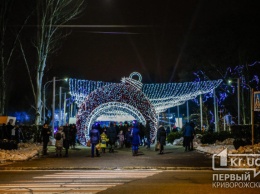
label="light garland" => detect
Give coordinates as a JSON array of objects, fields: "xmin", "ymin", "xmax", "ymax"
[
  {"xmin": 69, "ymin": 72, "xmax": 222, "ymax": 145},
  {"xmin": 75, "ymin": 78, "xmax": 158, "ymax": 145}
]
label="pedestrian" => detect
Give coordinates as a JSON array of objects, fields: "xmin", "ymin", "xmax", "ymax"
[
  {"xmin": 55, "ymin": 126, "xmax": 65, "ymax": 157},
  {"xmin": 6, "ymin": 122, "xmax": 14, "ymax": 140},
  {"xmin": 131, "ymin": 120, "xmax": 140, "ymax": 156},
  {"xmin": 100, "ymin": 130, "xmax": 108, "ymax": 153},
  {"xmin": 107, "ymin": 122, "xmax": 117, "ymax": 153},
  {"xmin": 89, "ymin": 123, "xmax": 100, "ymax": 157},
  {"xmin": 145, "ymin": 121, "xmax": 151, "ymax": 149},
  {"xmin": 41, "ymin": 123, "xmax": 51, "ymax": 155},
  {"xmin": 63, "ymin": 124, "xmax": 70, "ymax": 157},
  {"xmin": 157, "ymin": 125, "xmax": 166, "ymax": 154},
  {"xmin": 10, "ymin": 125, "xmax": 16, "ymax": 140},
  {"xmin": 14, "ymin": 125, "xmax": 21, "ymax": 143},
  {"xmin": 183, "ymin": 122, "xmax": 195, "ymax": 151},
  {"xmin": 125, "ymin": 127, "xmax": 132, "ymax": 148},
  {"xmin": 117, "ymin": 130, "xmax": 124, "ymax": 148},
  {"xmin": 166, "ymin": 126, "xmax": 170, "ymax": 137},
  {"xmin": 189, "ymin": 122, "xmax": 195, "ymax": 151},
  {"xmin": 139, "ymin": 123, "xmax": 145, "ymax": 146},
  {"xmin": 1, "ymin": 124, "xmax": 7, "ymax": 139},
  {"xmin": 69, "ymin": 124, "xmax": 77, "ymax": 148}
]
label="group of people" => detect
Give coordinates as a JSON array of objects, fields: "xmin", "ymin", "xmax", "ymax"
[
  {"xmin": 0, "ymin": 122, "xmax": 24, "ymax": 142},
  {"xmin": 156, "ymin": 122, "xmax": 195, "ymax": 154},
  {"xmin": 40, "ymin": 120, "xmax": 195, "ymax": 158},
  {"xmin": 41, "ymin": 123, "xmax": 77, "ymax": 157},
  {"xmin": 88, "ymin": 120, "xmax": 143, "ymax": 157}
]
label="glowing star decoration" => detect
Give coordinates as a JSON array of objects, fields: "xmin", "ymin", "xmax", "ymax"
[{"xmin": 69, "ymin": 72, "xmax": 222, "ymax": 145}]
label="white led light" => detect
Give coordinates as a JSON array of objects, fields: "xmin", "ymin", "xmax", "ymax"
[{"xmin": 69, "ymin": 72, "xmax": 222, "ymax": 145}]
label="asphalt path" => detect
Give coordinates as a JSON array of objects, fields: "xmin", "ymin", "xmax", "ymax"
[
  {"xmin": 0, "ymin": 145, "xmax": 213, "ymax": 170},
  {"xmin": 0, "ymin": 145, "xmax": 260, "ymax": 193},
  {"xmin": 0, "ymin": 170, "xmax": 259, "ymax": 194}
]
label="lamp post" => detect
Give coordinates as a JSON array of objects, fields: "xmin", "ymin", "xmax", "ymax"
[
  {"xmin": 237, "ymin": 78, "xmax": 240, "ymax": 125},
  {"xmin": 43, "ymin": 80, "xmax": 55, "ymax": 124},
  {"xmin": 42, "ymin": 77, "xmax": 67, "ymax": 135},
  {"xmin": 63, "ymin": 92, "xmax": 67, "ymax": 125},
  {"xmin": 59, "ymin": 86, "xmax": 62, "ymax": 127},
  {"xmin": 213, "ymin": 89, "xmax": 218, "ymax": 132},
  {"xmin": 186, "ymin": 100, "xmax": 189, "ymax": 123},
  {"xmin": 243, "ymin": 83, "xmax": 253, "ymax": 125},
  {"xmin": 59, "ymin": 87, "xmax": 69, "ymax": 126},
  {"xmin": 200, "ymin": 94, "xmax": 203, "ymax": 131},
  {"xmin": 52, "ymin": 77, "xmax": 56, "ymax": 136},
  {"xmin": 228, "ymin": 78, "xmax": 240, "ymax": 125},
  {"xmin": 240, "ymin": 83, "xmax": 254, "ymax": 145}
]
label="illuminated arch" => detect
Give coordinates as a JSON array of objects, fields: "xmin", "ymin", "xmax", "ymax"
[
  {"xmin": 86, "ymin": 102, "xmax": 146, "ymax": 134},
  {"xmin": 70, "ymin": 72, "xmax": 223, "ymax": 145},
  {"xmin": 76, "ymin": 82, "xmax": 157, "ymax": 145}
]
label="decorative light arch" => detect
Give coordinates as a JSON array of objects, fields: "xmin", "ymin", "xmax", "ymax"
[
  {"xmin": 85, "ymin": 102, "xmax": 146, "ymax": 134},
  {"xmin": 76, "ymin": 79, "xmax": 157, "ymax": 145},
  {"xmin": 70, "ymin": 72, "xmax": 222, "ymax": 145}
]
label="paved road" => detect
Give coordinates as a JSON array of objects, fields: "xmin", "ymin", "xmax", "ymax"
[
  {"xmin": 0, "ymin": 170, "xmax": 259, "ymax": 194},
  {"xmin": 1, "ymin": 145, "xmax": 260, "ymax": 193},
  {"xmin": 0, "ymin": 170, "xmax": 162, "ymax": 193},
  {"xmin": 0, "ymin": 145, "xmax": 213, "ymax": 170}
]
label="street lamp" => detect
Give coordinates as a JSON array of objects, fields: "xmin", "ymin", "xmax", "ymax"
[
  {"xmin": 59, "ymin": 87, "xmax": 70, "ymax": 126},
  {"xmin": 42, "ymin": 77, "xmax": 67, "ymax": 135},
  {"xmin": 242, "ymin": 83, "xmax": 253, "ymax": 125},
  {"xmin": 228, "ymin": 78, "xmax": 240, "ymax": 125}
]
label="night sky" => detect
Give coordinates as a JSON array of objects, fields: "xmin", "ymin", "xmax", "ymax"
[
  {"xmin": 6, "ymin": 0, "xmax": 260, "ymax": 113},
  {"xmin": 49, "ymin": 0, "xmax": 260, "ymax": 83}
]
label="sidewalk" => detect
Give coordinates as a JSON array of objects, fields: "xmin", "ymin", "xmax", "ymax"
[{"xmin": 0, "ymin": 145, "xmax": 213, "ymax": 170}]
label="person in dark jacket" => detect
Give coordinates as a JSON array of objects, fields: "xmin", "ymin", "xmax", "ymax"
[
  {"xmin": 6, "ymin": 122, "xmax": 14, "ymax": 140},
  {"xmin": 63, "ymin": 123, "xmax": 70, "ymax": 157},
  {"xmin": 157, "ymin": 125, "xmax": 166, "ymax": 154},
  {"xmin": 69, "ymin": 124, "xmax": 77, "ymax": 148},
  {"xmin": 131, "ymin": 120, "xmax": 140, "ymax": 156},
  {"xmin": 183, "ymin": 122, "xmax": 195, "ymax": 151},
  {"xmin": 145, "ymin": 121, "xmax": 151, "ymax": 149},
  {"xmin": 1, "ymin": 124, "xmax": 7, "ymax": 139},
  {"xmin": 125, "ymin": 127, "xmax": 132, "ymax": 148},
  {"xmin": 89, "ymin": 123, "xmax": 100, "ymax": 157},
  {"xmin": 41, "ymin": 123, "xmax": 51, "ymax": 155},
  {"xmin": 107, "ymin": 122, "xmax": 117, "ymax": 153}
]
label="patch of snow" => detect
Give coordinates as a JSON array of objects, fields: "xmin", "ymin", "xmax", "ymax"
[{"xmin": 0, "ymin": 143, "xmax": 42, "ymax": 162}]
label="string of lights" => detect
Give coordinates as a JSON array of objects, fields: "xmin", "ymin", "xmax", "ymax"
[
  {"xmin": 69, "ymin": 72, "xmax": 222, "ymax": 145},
  {"xmin": 75, "ymin": 77, "xmax": 158, "ymax": 145}
]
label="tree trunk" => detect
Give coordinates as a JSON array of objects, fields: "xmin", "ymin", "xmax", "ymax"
[
  {"xmin": 0, "ymin": 67, "xmax": 5, "ymax": 115},
  {"xmin": 34, "ymin": 72, "xmax": 42, "ymax": 125}
]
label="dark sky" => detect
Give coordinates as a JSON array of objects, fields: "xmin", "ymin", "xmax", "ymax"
[
  {"xmin": 49, "ymin": 0, "xmax": 260, "ymax": 83},
  {"xmin": 51, "ymin": 0, "xmax": 201, "ymax": 82},
  {"xmin": 7, "ymin": 0, "xmax": 260, "ymax": 112}
]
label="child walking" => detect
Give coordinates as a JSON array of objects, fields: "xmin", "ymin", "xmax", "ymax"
[
  {"xmin": 100, "ymin": 131, "xmax": 108, "ymax": 153},
  {"xmin": 55, "ymin": 126, "xmax": 65, "ymax": 157},
  {"xmin": 117, "ymin": 130, "xmax": 125, "ymax": 148}
]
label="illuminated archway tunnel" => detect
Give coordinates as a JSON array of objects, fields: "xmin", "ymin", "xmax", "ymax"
[
  {"xmin": 86, "ymin": 102, "xmax": 146, "ymax": 133},
  {"xmin": 76, "ymin": 80, "xmax": 157, "ymax": 145},
  {"xmin": 71, "ymin": 72, "xmax": 222, "ymax": 145}
]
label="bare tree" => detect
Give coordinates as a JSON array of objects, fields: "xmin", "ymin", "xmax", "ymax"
[
  {"xmin": 0, "ymin": 0, "xmax": 29, "ymax": 115},
  {"xmin": 20, "ymin": 0, "xmax": 85, "ymax": 125},
  {"xmin": 0, "ymin": 0, "xmax": 12, "ymax": 115}
]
